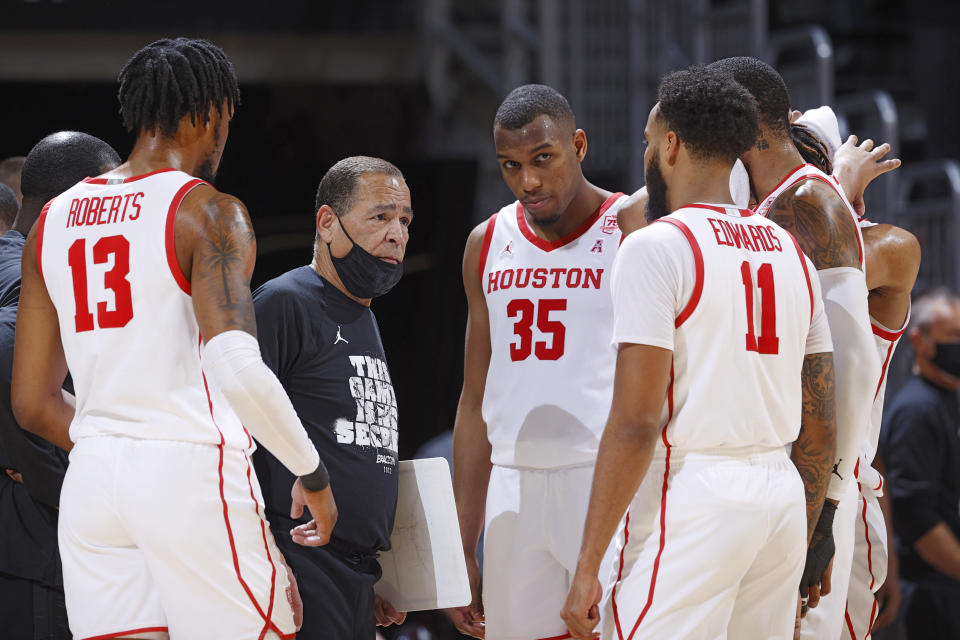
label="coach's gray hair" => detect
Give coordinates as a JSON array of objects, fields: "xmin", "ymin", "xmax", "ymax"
[
  {"xmin": 911, "ymin": 286, "xmax": 960, "ymax": 333},
  {"xmin": 314, "ymin": 156, "xmax": 404, "ymax": 218}
]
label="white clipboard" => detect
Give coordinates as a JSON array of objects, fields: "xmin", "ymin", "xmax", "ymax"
[{"xmin": 375, "ymin": 458, "xmax": 471, "ymax": 611}]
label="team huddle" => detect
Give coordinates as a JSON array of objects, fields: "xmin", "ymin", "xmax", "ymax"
[{"xmin": 4, "ymin": 36, "xmax": 918, "ymax": 640}]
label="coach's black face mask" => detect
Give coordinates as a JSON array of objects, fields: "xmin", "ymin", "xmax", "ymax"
[
  {"xmin": 328, "ymin": 216, "xmax": 403, "ymax": 299},
  {"xmin": 932, "ymin": 340, "xmax": 960, "ymax": 378}
]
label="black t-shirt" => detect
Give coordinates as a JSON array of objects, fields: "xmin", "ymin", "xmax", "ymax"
[
  {"xmin": 0, "ymin": 230, "xmax": 24, "ymax": 307},
  {"xmin": 881, "ymin": 375, "xmax": 960, "ymax": 588},
  {"xmin": 252, "ymin": 266, "xmax": 398, "ymax": 555}
]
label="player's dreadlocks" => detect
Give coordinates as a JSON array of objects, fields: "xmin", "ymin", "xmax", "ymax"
[
  {"xmin": 118, "ymin": 38, "xmax": 240, "ymax": 138},
  {"xmin": 791, "ymin": 123, "xmax": 833, "ymax": 175}
]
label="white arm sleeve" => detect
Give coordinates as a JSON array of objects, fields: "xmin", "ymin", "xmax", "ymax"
[
  {"xmin": 817, "ymin": 267, "xmax": 879, "ymax": 501},
  {"xmin": 202, "ymin": 330, "xmax": 321, "ymax": 477},
  {"xmin": 804, "ymin": 259, "xmax": 834, "ymax": 355}
]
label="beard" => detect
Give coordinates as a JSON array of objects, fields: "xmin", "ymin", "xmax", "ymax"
[
  {"xmin": 196, "ymin": 156, "xmax": 218, "ymax": 184},
  {"xmin": 644, "ymin": 154, "xmax": 671, "ymax": 222}
]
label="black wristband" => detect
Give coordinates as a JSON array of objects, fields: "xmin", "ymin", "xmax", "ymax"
[
  {"xmin": 816, "ymin": 500, "xmax": 838, "ymax": 532},
  {"xmin": 300, "ymin": 459, "xmax": 330, "ymax": 491}
]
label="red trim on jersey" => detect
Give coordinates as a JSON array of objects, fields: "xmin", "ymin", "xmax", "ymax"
[
  {"xmin": 165, "ymin": 178, "xmax": 206, "ymax": 295},
  {"xmin": 198, "ymin": 349, "xmax": 286, "ymax": 639},
  {"xmin": 537, "ymin": 633, "xmax": 572, "ymax": 640},
  {"xmin": 861, "ymin": 494, "xmax": 877, "ymax": 590},
  {"xmin": 611, "ymin": 508, "xmax": 630, "ymax": 640},
  {"xmin": 754, "ymin": 164, "xmax": 810, "ymax": 208},
  {"xmin": 516, "ymin": 192, "xmax": 624, "ymax": 252},
  {"xmin": 477, "ymin": 213, "xmax": 499, "ymax": 282},
  {"xmin": 787, "ymin": 232, "xmax": 814, "ymax": 323},
  {"xmin": 82, "ymin": 627, "xmax": 169, "ymax": 640},
  {"xmin": 35, "ymin": 199, "xmax": 53, "ymax": 283},
  {"xmin": 654, "ymin": 218, "xmax": 703, "ymax": 327},
  {"xmin": 83, "ymin": 167, "xmax": 178, "ymax": 184},
  {"xmin": 874, "ymin": 339, "xmax": 897, "ymax": 401},
  {"xmin": 614, "ymin": 363, "xmax": 674, "ymax": 640},
  {"xmin": 872, "ymin": 321, "xmax": 906, "ymax": 342},
  {"xmin": 243, "ymin": 453, "xmax": 278, "ymax": 640},
  {"xmin": 843, "ymin": 606, "xmax": 858, "ymax": 640}
]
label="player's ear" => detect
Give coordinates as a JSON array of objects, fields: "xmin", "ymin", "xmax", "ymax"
[
  {"xmin": 572, "ymin": 128, "xmax": 588, "ymax": 162},
  {"xmin": 664, "ymin": 131, "xmax": 680, "ymax": 167},
  {"xmin": 316, "ymin": 205, "xmax": 338, "ymax": 244}
]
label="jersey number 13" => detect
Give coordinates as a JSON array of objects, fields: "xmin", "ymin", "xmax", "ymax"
[{"xmin": 68, "ymin": 235, "xmax": 134, "ymax": 332}]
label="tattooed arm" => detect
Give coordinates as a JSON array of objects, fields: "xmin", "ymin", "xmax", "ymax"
[
  {"xmin": 792, "ymin": 352, "xmax": 837, "ymax": 543},
  {"xmin": 769, "ymin": 180, "xmax": 877, "ymax": 502},
  {"xmin": 175, "ymin": 186, "xmax": 258, "ymax": 341},
  {"xmin": 765, "ymin": 180, "xmax": 861, "ymax": 271}
]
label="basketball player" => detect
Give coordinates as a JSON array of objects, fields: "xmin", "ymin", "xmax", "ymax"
[
  {"xmin": 789, "ymin": 110, "xmax": 920, "ymax": 638},
  {"xmin": 11, "ymin": 38, "xmax": 336, "ymax": 640},
  {"xmin": 562, "ymin": 65, "xmax": 836, "ymax": 640},
  {"xmin": 450, "ymin": 84, "xmax": 641, "ymax": 639},
  {"xmin": 708, "ymin": 56, "xmax": 881, "ymax": 617}
]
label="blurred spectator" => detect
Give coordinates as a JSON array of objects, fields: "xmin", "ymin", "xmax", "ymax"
[
  {"xmin": 0, "ymin": 156, "xmax": 24, "ymax": 204},
  {"xmin": 0, "ymin": 183, "xmax": 18, "ymax": 236},
  {"xmin": 881, "ymin": 287, "xmax": 960, "ymax": 639}
]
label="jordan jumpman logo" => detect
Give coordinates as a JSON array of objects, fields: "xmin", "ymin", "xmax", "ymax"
[{"xmin": 334, "ymin": 325, "xmax": 349, "ymax": 345}]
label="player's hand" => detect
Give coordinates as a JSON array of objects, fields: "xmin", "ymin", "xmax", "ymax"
[
  {"xmin": 289, "ymin": 478, "xmax": 337, "ymax": 546},
  {"xmin": 446, "ymin": 553, "xmax": 485, "ymax": 638},
  {"xmin": 873, "ymin": 573, "xmax": 902, "ymax": 629},
  {"xmin": 5, "ymin": 469, "xmax": 23, "ymax": 484},
  {"xmin": 560, "ymin": 569, "xmax": 602, "ymax": 640},
  {"xmin": 374, "ymin": 595, "xmax": 406, "ymax": 627},
  {"xmin": 833, "ymin": 135, "xmax": 901, "ymax": 217},
  {"xmin": 277, "ymin": 553, "xmax": 303, "ymax": 630}
]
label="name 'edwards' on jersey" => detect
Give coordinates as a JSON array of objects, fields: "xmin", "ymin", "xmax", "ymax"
[{"xmin": 480, "ymin": 193, "xmax": 628, "ymax": 469}]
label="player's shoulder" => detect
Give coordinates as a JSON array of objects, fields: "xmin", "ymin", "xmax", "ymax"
[{"xmin": 863, "ymin": 223, "xmax": 920, "ymax": 262}]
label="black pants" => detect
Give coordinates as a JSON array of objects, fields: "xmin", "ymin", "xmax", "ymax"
[
  {"xmin": 0, "ymin": 572, "xmax": 71, "ymax": 640},
  {"xmin": 273, "ymin": 528, "xmax": 380, "ymax": 640},
  {"xmin": 902, "ymin": 580, "xmax": 960, "ymax": 640}
]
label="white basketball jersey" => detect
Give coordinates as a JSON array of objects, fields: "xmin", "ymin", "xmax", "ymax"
[
  {"xmin": 38, "ymin": 168, "xmax": 249, "ymax": 450},
  {"xmin": 855, "ymin": 217, "xmax": 909, "ymax": 493},
  {"xmin": 612, "ymin": 204, "xmax": 831, "ymax": 451},
  {"xmin": 754, "ymin": 163, "xmax": 865, "ymax": 270},
  {"xmin": 480, "ymin": 193, "xmax": 627, "ymax": 468}
]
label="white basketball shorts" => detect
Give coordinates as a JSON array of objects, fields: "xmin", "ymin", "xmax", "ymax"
[
  {"xmin": 483, "ymin": 463, "xmax": 617, "ymax": 640},
  {"xmin": 58, "ymin": 436, "xmax": 296, "ymax": 640},
  {"xmin": 603, "ymin": 446, "xmax": 806, "ymax": 640},
  {"xmin": 842, "ymin": 488, "xmax": 888, "ymax": 640}
]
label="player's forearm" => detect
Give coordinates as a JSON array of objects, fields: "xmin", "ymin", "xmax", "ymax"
[
  {"xmin": 793, "ymin": 352, "xmax": 837, "ymax": 544},
  {"xmin": 818, "ymin": 269, "xmax": 876, "ymax": 501},
  {"xmin": 12, "ymin": 386, "xmax": 75, "ymax": 452},
  {"xmin": 576, "ymin": 415, "xmax": 658, "ymax": 575},
  {"xmin": 452, "ymin": 398, "xmax": 492, "ymax": 559},
  {"xmin": 914, "ymin": 522, "xmax": 960, "ymax": 582},
  {"xmin": 202, "ymin": 330, "xmax": 321, "ymax": 477}
]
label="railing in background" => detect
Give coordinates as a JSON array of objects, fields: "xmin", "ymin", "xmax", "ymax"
[
  {"xmin": 835, "ymin": 90, "xmax": 900, "ymax": 223},
  {"xmin": 764, "ymin": 24, "xmax": 834, "ymax": 110}
]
